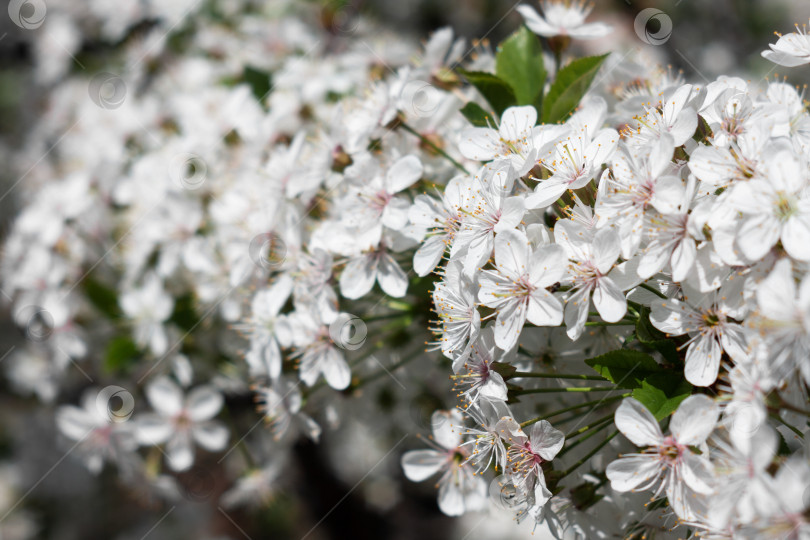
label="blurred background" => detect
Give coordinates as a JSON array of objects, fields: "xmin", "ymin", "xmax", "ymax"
[{"xmin": 0, "ymin": 1, "xmax": 806, "ymax": 539}]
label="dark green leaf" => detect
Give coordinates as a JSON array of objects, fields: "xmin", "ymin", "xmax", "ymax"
[
  {"xmin": 495, "ymin": 26, "xmax": 546, "ymax": 112},
  {"xmin": 491, "ymin": 361, "xmax": 517, "ymax": 379},
  {"xmin": 104, "ymin": 336, "xmax": 140, "ymax": 374},
  {"xmin": 457, "ymin": 69, "xmax": 517, "ymax": 116},
  {"xmin": 169, "ymin": 293, "xmax": 198, "ymax": 333},
  {"xmin": 83, "ymin": 277, "xmax": 122, "ymax": 320},
  {"xmin": 632, "ymin": 373, "xmax": 691, "ymax": 420},
  {"xmin": 460, "ymin": 102, "xmax": 494, "ymax": 127},
  {"xmin": 243, "ymin": 66, "xmax": 272, "ymax": 103},
  {"xmin": 636, "ymin": 306, "xmax": 680, "ymax": 364},
  {"xmin": 585, "ymin": 350, "xmax": 661, "ymax": 389},
  {"xmin": 542, "ymin": 54, "xmax": 609, "ymax": 123}
]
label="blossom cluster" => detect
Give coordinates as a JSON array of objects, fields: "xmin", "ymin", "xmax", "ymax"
[{"xmin": 4, "ymin": 0, "xmax": 810, "ymax": 538}]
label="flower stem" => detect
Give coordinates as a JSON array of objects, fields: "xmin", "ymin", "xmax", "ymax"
[
  {"xmin": 638, "ymin": 282, "xmax": 668, "ymax": 299},
  {"xmin": 557, "ymin": 416, "xmax": 614, "ymax": 457},
  {"xmin": 519, "ymin": 393, "xmax": 630, "ymax": 428},
  {"xmin": 560, "ymin": 430, "xmax": 620, "ymax": 478},
  {"xmin": 583, "ymin": 320, "xmax": 635, "ymax": 327},
  {"xmin": 514, "ymin": 387, "xmax": 616, "ymax": 395},
  {"xmin": 399, "ymin": 122, "xmax": 469, "ymax": 174},
  {"xmin": 512, "ymin": 371, "xmax": 608, "ymax": 381}
]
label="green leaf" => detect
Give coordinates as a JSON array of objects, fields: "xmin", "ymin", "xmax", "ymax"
[
  {"xmin": 104, "ymin": 336, "xmax": 140, "ymax": 374},
  {"xmin": 491, "ymin": 361, "xmax": 517, "ymax": 379},
  {"xmin": 243, "ymin": 66, "xmax": 272, "ymax": 103},
  {"xmin": 635, "ymin": 306, "xmax": 680, "ymax": 364},
  {"xmin": 457, "ymin": 69, "xmax": 517, "ymax": 116},
  {"xmin": 460, "ymin": 102, "xmax": 494, "ymax": 127},
  {"xmin": 169, "ymin": 293, "xmax": 198, "ymax": 333},
  {"xmin": 632, "ymin": 373, "xmax": 692, "ymax": 421},
  {"xmin": 542, "ymin": 54, "xmax": 609, "ymax": 124},
  {"xmin": 495, "ymin": 26, "xmax": 546, "ymax": 112},
  {"xmin": 83, "ymin": 277, "xmax": 122, "ymax": 320},
  {"xmin": 585, "ymin": 350, "xmax": 662, "ymax": 389}
]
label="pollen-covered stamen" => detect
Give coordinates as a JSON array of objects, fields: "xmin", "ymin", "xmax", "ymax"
[
  {"xmin": 774, "ymin": 191, "xmax": 799, "ymax": 221},
  {"xmin": 505, "ymin": 441, "xmax": 544, "ymax": 478}
]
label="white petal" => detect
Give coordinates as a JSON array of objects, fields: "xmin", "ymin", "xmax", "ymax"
[
  {"xmin": 499, "ymin": 106, "xmax": 536, "ymax": 142},
  {"xmin": 437, "ymin": 475, "xmax": 466, "ymax": 516},
  {"xmin": 606, "ymin": 455, "xmax": 662, "ymax": 492},
  {"xmin": 615, "ymin": 398, "xmax": 663, "ymax": 447},
  {"xmin": 649, "ymin": 298, "xmax": 691, "ymax": 335},
  {"xmin": 192, "ymin": 421, "xmax": 229, "ymax": 451},
  {"xmin": 186, "ymin": 385, "xmax": 224, "ymax": 422},
  {"xmin": 413, "ymin": 236, "xmax": 447, "ymax": 276},
  {"xmin": 339, "ymin": 255, "xmax": 377, "ymax": 299},
  {"xmin": 458, "ymin": 128, "xmax": 500, "ymax": 161},
  {"xmin": 681, "ymin": 453, "xmax": 715, "ymax": 494},
  {"xmin": 322, "ymin": 348, "xmax": 351, "ymax": 390},
  {"xmin": 592, "ymin": 277, "xmax": 626, "ymax": 323},
  {"xmin": 377, "ymin": 253, "xmax": 408, "ymax": 298},
  {"xmin": 529, "ymin": 244, "xmax": 565, "ymax": 288},
  {"xmin": 736, "ymin": 214, "xmax": 781, "ymax": 261},
  {"xmin": 145, "ymin": 377, "xmax": 184, "ymax": 416},
  {"xmin": 135, "ymin": 414, "xmax": 173, "ymax": 446},
  {"xmin": 530, "ymin": 420, "xmax": 565, "ymax": 461},
  {"xmin": 782, "ymin": 216, "xmax": 810, "ymax": 262},
  {"xmin": 166, "ymin": 432, "xmax": 195, "ymax": 471},
  {"xmin": 684, "ymin": 334, "xmax": 721, "ymax": 387},
  {"xmin": 525, "ymin": 179, "xmax": 567, "ymax": 209},
  {"xmin": 401, "ymin": 449, "xmax": 446, "ymax": 482},
  {"xmin": 386, "ymin": 155, "xmax": 423, "ymax": 193},
  {"xmin": 494, "ymin": 229, "xmax": 530, "ymax": 277},
  {"xmin": 527, "ymin": 290, "xmax": 564, "ymax": 327},
  {"xmin": 670, "ymin": 394, "xmax": 719, "ymax": 445}
]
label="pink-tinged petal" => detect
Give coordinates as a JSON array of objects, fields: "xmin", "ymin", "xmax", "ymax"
[
  {"xmin": 135, "ymin": 414, "xmax": 174, "ymax": 446},
  {"xmin": 681, "ymin": 452, "xmax": 715, "ymax": 494},
  {"xmin": 494, "ymin": 229, "xmax": 529, "ymax": 278},
  {"xmin": 736, "ymin": 214, "xmax": 781, "ymax": 261},
  {"xmin": 615, "ymin": 398, "xmax": 663, "ymax": 447},
  {"xmin": 431, "ymin": 410, "xmax": 463, "ymax": 449},
  {"xmin": 498, "ymin": 106, "xmax": 537, "ymax": 142},
  {"xmin": 56, "ymin": 406, "xmax": 97, "ymax": 441},
  {"xmin": 145, "ymin": 377, "xmax": 184, "ymax": 416},
  {"xmin": 339, "ymin": 254, "xmax": 378, "ymax": 299},
  {"xmin": 606, "ymin": 455, "xmax": 662, "ymax": 492},
  {"xmin": 192, "ymin": 421, "xmax": 229, "ymax": 451},
  {"xmin": 494, "ymin": 197, "xmax": 526, "ymax": 233},
  {"xmin": 684, "ymin": 334, "xmax": 721, "ymax": 387},
  {"xmin": 782, "ymin": 216, "xmax": 810, "ymax": 262},
  {"xmin": 377, "ymin": 252, "xmax": 408, "ymax": 298},
  {"xmin": 525, "ymin": 179, "xmax": 567, "ymax": 209},
  {"xmin": 401, "ymin": 449, "xmax": 446, "ymax": 482},
  {"xmin": 650, "ymin": 298, "xmax": 692, "ymax": 335},
  {"xmin": 529, "ymin": 420, "xmax": 565, "ymax": 461},
  {"xmin": 527, "ymin": 290, "xmax": 564, "ymax": 327},
  {"xmin": 166, "ymin": 431, "xmax": 195, "ymax": 472},
  {"xmin": 381, "ymin": 197, "xmax": 411, "ymax": 230},
  {"xmin": 413, "ymin": 236, "xmax": 447, "ymax": 277},
  {"xmin": 458, "ymin": 128, "xmax": 500, "ymax": 161},
  {"xmin": 386, "ymin": 155, "xmax": 423, "ymax": 193},
  {"xmin": 186, "ymin": 386, "xmax": 224, "ymax": 422},
  {"xmin": 670, "ymin": 394, "xmax": 719, "ymax": 445},
  {"xmin": 529, "ymin": 244, "xmax": 566, "ymax": 288},
  {"xmin": 592, "ymin": 277, "xmax": 626, "ymax": 323}
]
